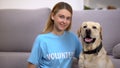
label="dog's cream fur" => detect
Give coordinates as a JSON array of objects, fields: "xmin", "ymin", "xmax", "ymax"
[{"xmin": 77, "ymin": 21, "xmax": 114, "ymax": 68}]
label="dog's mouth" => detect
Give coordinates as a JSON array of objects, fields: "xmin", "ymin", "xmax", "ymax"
[{"xmin": 83, "ymin": 37, "xmax": 96, "ymax": 44}]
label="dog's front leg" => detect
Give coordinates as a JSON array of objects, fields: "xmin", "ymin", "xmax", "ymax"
[{"xmin": 78, "ymin": 53, "xmax": 84, "ymax": 68}]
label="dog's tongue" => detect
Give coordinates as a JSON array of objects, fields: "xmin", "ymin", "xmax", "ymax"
[{"xmin": 85, "ymin": 38, "xmax": 93, "ymax": 42}]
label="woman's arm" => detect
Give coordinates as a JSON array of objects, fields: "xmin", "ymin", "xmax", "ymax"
[
  {"xmin": 28, "ymin": 62, "xmax": 36, "ymax": 68},
  {"xmin": 71, "ymin": 57, "xmax": 79, "ymax": 68}
]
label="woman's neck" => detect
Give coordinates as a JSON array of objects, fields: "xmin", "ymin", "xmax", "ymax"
[{"xmin": 52, "ymin": 30, "xmax": 64, "ymax": 36}]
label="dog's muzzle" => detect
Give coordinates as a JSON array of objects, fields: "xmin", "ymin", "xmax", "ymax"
[{"xmin": 84, "ymin": 29, "xmax": 96, "ymax": 44}]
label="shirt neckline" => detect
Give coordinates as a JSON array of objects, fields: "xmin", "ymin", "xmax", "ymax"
[{"xmin": 49, "ymin": 31, "xmax": 66, "ymax": 38}]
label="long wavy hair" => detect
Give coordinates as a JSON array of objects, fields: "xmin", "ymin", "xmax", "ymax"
[{"xmin": 42, "ymin": 2, "xmax": 73, "ymax": 33}]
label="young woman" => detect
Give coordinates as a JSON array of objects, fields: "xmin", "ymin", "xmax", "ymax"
[{"xmin": 28, "ymin": 2, "xmax": 82, "ymax": 68}]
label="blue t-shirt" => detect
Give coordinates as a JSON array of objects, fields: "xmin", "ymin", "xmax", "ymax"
[{"xmin": 28, "ymin": 31, "xmax": 82, "ymax": 68}]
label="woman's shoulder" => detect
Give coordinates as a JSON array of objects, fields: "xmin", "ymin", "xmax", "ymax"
[
  {"xmin": 65, "ymin": 31, "xmax": 79, "ymax": 40},
  {"xmin": 65, "ymin": 31, "xmax": 77, "ymax": 36},
  {"xmin": 35, "ymin": 33, "xmax": 51, "ymax": 40}
]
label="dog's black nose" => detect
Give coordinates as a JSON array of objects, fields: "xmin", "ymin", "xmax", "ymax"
[{"xmin": 86, "ymin": 29, "xmax": 91, "ymax": 35}]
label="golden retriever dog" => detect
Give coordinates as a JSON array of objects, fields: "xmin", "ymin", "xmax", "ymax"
[{"xmin": 77, "ymin": 21, "xmax": 114, "ymax": 68}]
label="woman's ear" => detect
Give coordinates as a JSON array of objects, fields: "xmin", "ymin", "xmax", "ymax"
[{"xmin": 51, "ymin": 13, "xmax": 54, "ymax": 20}]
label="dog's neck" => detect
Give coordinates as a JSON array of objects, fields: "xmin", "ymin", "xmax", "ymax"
[{"xmin": 83, "ymin": 42, "xmax": 102, "ymax": 55}]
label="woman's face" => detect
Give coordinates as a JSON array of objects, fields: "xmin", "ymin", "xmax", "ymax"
[{"xmin": 51, "ymin": 9, "xmax": 72, "ymax": 32}]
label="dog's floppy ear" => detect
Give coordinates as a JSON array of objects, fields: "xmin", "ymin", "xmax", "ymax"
[
  {"xmin": 100, "ymin": 26, "xmax": 102, "ymax": 40},
  {"xmin": 77, "ymin": 27, "xmax": 81, "ymax": 37}
]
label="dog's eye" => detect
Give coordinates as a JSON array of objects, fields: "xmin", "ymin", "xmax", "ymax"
[
  {"xmin": 93, "ymin": 26, "xmax": 97, "ymax": 29},
  {"xmin": 83, "ymin": 26, "xmax": 87, "ymax": 28}
]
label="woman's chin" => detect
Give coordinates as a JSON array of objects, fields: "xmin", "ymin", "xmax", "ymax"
[{"xmin": 59, "ymin": 28, "xmax": 66, "ymax": 31}]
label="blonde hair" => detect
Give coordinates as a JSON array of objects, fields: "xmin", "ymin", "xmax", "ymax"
[{"xmin": 42, "ymin": 2, "xmax": 73, "ymax": 33}]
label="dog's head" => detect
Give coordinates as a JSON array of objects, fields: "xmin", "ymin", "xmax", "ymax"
[{"xmin": 77, "ymin": 21, "xmax": 102, "ymax": 44}]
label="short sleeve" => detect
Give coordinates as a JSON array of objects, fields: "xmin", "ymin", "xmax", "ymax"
[
  {"xmin": 74, "ymin": 35, "xmax": 82, "ymax": 59},
  {"xmin": 27, "ymin": 35, "xmax": 43, "ymax": 65}
]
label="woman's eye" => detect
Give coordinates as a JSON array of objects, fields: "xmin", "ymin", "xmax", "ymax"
[
  {"xmin": 59, "ymin": 15, "xmax": 64, "ymax": 19},
  {"xmin": 66, "ymin": 17, "xmax": 71, "ymax": 21}
]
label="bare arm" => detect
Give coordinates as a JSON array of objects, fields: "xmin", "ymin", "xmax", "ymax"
[
  {"xmin": 71, "ymin": 57, "xmax": 79, "ymax": 68},
  {"xmin": 28, "ymin": 62, "xmax": 36, "ymax": 68}
]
